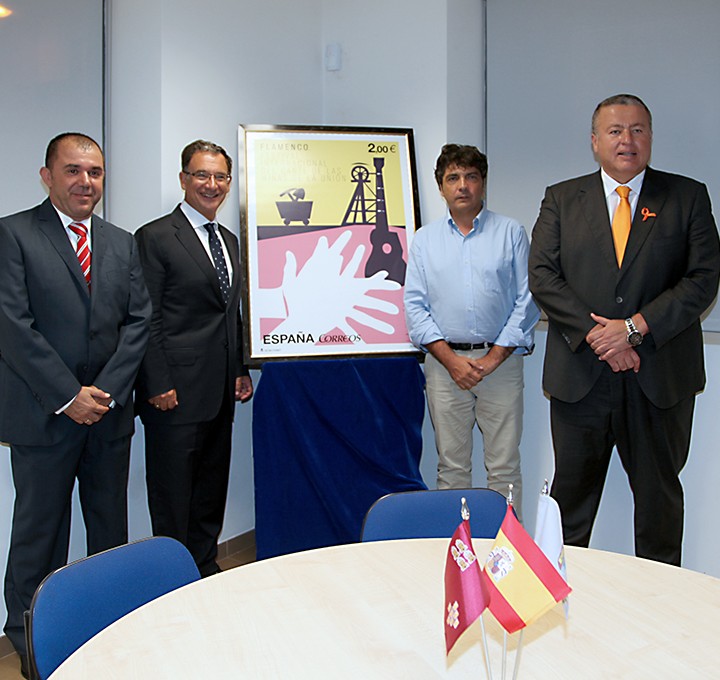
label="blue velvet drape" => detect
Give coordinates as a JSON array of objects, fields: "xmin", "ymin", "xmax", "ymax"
[{"xmin": 252, "ymin": 357, "xmax": 427, "ymax": 559}]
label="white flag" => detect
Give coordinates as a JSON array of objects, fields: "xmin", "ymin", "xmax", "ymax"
[{"xmin": 535, "ymin": 491, "xmax": 569, "ymax": 617}]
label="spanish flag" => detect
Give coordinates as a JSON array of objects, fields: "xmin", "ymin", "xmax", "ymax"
[{"xmin": 483, "ymin": 506, "xmax": 571, "ymax": 633}]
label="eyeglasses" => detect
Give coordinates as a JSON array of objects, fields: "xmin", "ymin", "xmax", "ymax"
[{"xmin": 183, "ymin": 170, "xmax": 231, "ymax": 184}]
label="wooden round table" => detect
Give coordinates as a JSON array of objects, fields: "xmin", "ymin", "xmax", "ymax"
[{"xmin": 49, "ymin": 538, "xmax": 720, "ymax": 679}]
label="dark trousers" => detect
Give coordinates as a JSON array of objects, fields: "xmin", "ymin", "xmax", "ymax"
[
  {"xmin": 143, "ymin": 399, "xmax": 233, "ymax": 578},
  {"xmin": 550, "ymin": 367, "xmax": 694, "ymax": 566},
  {"xmin": 3, "ymin": 429, "xmax": 130, "ymax": 656}
]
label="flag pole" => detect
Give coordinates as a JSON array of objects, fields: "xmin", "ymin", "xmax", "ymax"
[
  {"xmin": 501, "ymin": 484, "xmax": 515, "ymax": 680},
  {"xmin": 502, "ymin": 631, "xmax": 508, "ymax": 680},
  {"xmin": 461, "ymin": 498, "xmax": 494, "ymax": 680},
  {"xmin": 479, "ymin": 616, "xmax": 494, "ymax": 680},
  {"xmin": 511, "ymin": 629, "xmax": 524, "ymax": 680}
]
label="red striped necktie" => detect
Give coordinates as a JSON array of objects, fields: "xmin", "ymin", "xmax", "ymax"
[{"xmin": 68, "ymin": 222, "xmax": 91, "ymax": 288}]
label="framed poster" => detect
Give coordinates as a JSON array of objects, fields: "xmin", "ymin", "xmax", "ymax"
[{"xmin": 239, "ymin": 125, "xmax": 421, "ymax": 364}]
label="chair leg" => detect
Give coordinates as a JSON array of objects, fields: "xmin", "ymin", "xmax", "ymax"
[{"xmin": 23, "ymin": 610, "xmax": 36, "ymax": 680}]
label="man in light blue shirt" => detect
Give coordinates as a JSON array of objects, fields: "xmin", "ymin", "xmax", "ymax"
[{"xmin": 405, "ymin": 145, "xmax": 539, "ymax": 517}]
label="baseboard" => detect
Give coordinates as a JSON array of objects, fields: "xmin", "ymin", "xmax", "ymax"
[
  {"xmin": 0, "ymin": 529, "xmax": 256, "ymax": 659},
  {"xmin": 216, "ymin": 529, "xmax": 256, "ymax": 560}
]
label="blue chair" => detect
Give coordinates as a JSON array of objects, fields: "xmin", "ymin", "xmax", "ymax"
[
  {"xmin": 361, "ymin": 488, "xmax": 507, "ymax": 542},
  {"xmin": 24, "ymin": 536, "xmax": 201, "ymax": 680}
]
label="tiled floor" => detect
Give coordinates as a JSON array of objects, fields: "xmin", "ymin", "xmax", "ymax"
[
  {"xmin": 0, "ymin": 540, "xmax": 256, "ymax": 680},
  {"xmin": 0, "ymin": 654, "xmax": 23, "ymax": 680}
]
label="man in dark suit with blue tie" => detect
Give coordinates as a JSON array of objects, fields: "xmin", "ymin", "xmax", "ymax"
[
  {"xmin": 135, "ymin": 140, "xmax": 253, "ymax": 578},
  {"xmin": 0, "ymin": 133, "xmax": 151, "ymax": 674},
  {"xmin": 529, "ymin": 94, "xmax": 720, "ymax": 565}
]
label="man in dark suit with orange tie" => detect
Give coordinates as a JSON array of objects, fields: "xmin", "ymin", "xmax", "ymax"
[
  {"xmin": 135, "ymin": 140, "xmax": 252, "ymax": 578},
  {"xmin": 529, "ymin": 94, "xmax": 720, "ymax": 565},
  {"xmin": 0, "ymin": 133, "xmax": 151, "ymax": 676}
]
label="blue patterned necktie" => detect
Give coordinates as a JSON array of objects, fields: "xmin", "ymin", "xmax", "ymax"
[{"xmin": 204, "ymin": 223, "xmax": 230, "ymax": 304}]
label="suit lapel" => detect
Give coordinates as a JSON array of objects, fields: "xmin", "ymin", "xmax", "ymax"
[
  {"xmin": 89, "ymin": 216, "xmax": 108, "ymax": 310},
  {"xmin": 172, "ymin": 206, "xmax": 225, "ymax": 303},
  {"xmin": 37, "ymin": 199, "xmax": 90, "ymax": 296},
  {"xmin": 578, "ymin": 173, "xmax": 618, "ymax": 271},
  {"xmin": 619, "ymin": 167, "xmax": 667, "ymax": 273}
]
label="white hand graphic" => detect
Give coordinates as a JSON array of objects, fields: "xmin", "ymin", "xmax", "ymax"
[{"xmin": 264, "ymin": 230, "xmax": 400, "ymax": 338}]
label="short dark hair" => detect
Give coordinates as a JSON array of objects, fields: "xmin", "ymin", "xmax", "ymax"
[
  {"xmin": 434, "ymin": 144, "xmax": 488, "ymax": 187},
  {"xmin": 592, "ymin": 94, "xmax": 653, "ymax": 133},
  {"xmin": 45, "ymin": 133, "xmax": 103, "ymax": 168},
  {"xmin": 181, "ymin": 140, "xmax": 232, "ymax": 175}
]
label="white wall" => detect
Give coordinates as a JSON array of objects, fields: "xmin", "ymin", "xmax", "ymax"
[
  {"xmin": 0, "ymin": 1, "xmax": 104, "ymax": 216},
  {"xmin": 0, "ymin": 0, "xmax": 105, "ymax": 630},
  {"xmin": 3, "ymin": 0, "xmax": 720, "ymax": 634},
  {"xmin": 485, "ymin": 0, "xmax": 720, "ymax": 573},
  {"xmin": 322, "ymin": 0, "xmax": 485, "ymax": 223},
  {"xmin": 486, "ymin": 0, "xmax": 720, "ymax": 329},
  {"xmin": 106, "ymin": 0, "xmax": 326, "ymax": 545},
  {"xmin": 323, "ymin": 0, "xmax": 720, "ymax": 578},
  {"xmin": 105, "ymin": 0, "xmax": 484, "ymax": 554}
]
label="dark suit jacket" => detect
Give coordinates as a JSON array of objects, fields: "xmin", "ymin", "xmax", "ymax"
[
  {"xmin": 134, "ymin": 205, "xmax": 247, "ymax": 425},
  {"xmin": 0, "ymin": 199, "xmax": 151, "ymax": 446},
  {"xmin": 529, "ymin": 167, "xmax": 720, "ymax": 408}
]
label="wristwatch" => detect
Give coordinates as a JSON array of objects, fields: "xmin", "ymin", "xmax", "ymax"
[{"xmin": 625, "ymin": 317, "xmax": 643, "ymax": 347}]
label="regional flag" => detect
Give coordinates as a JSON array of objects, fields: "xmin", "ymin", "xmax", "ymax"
[
  {"xmin": 444, "ymin": 519, "xmax": 490, "ymax": 654},
  {"xmin": 483, "ymin": 506, "xmax": 571, "ymax": 633}
]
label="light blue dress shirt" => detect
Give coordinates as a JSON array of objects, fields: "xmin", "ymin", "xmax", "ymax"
[{"xmin": 404, "ymin": 206, "xmax": 539, "ymax": 353}]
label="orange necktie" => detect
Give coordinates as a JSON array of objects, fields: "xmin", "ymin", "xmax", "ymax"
[{"xmin": 612, "ymin": 186, "xmax": 631, "ymax": 266}]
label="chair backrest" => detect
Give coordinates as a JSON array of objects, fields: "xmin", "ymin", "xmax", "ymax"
[
  {"xmin": 25, "ymin": 536, "xmax": 200, "ymax": 680},
  {"xmin": 361, "ymin": 488, "xmax": 507, "ymax": 542}
]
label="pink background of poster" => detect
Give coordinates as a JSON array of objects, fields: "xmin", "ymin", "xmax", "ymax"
[{"xmin": 257, "ymin": 225, "xmax": 410, "ymax": 346}]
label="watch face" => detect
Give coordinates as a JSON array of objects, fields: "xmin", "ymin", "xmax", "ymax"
[{"xmin": 628, "ymin": 331, "xmax": 643, "ymax": 347}]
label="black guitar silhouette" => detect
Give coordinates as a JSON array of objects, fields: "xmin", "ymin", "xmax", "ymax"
[{"xmin": 365, "ymin": 157, "xmax": 406, "ymax": 284}]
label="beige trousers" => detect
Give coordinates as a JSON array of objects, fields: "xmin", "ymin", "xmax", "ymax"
[{"xmin": 424, "ymin": 351, "xmax": 524, "ymax": 519}]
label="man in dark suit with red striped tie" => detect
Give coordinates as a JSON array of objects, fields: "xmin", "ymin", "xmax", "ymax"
[{"xmin": 0, "ymin": 132, "xmax": 151, "ymax": 675}]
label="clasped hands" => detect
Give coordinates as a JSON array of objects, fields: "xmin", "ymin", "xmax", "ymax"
[
  {"xmin": 586, "ymin": 313, "xmax": 640, "ymax": 373},
  {"xmin": 447, "ymin": 347, "xmax": 510, "ymax": 390},
  {"xmin": 65, "ymin": 385, "xmax": 113, "ymax": 425}
]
